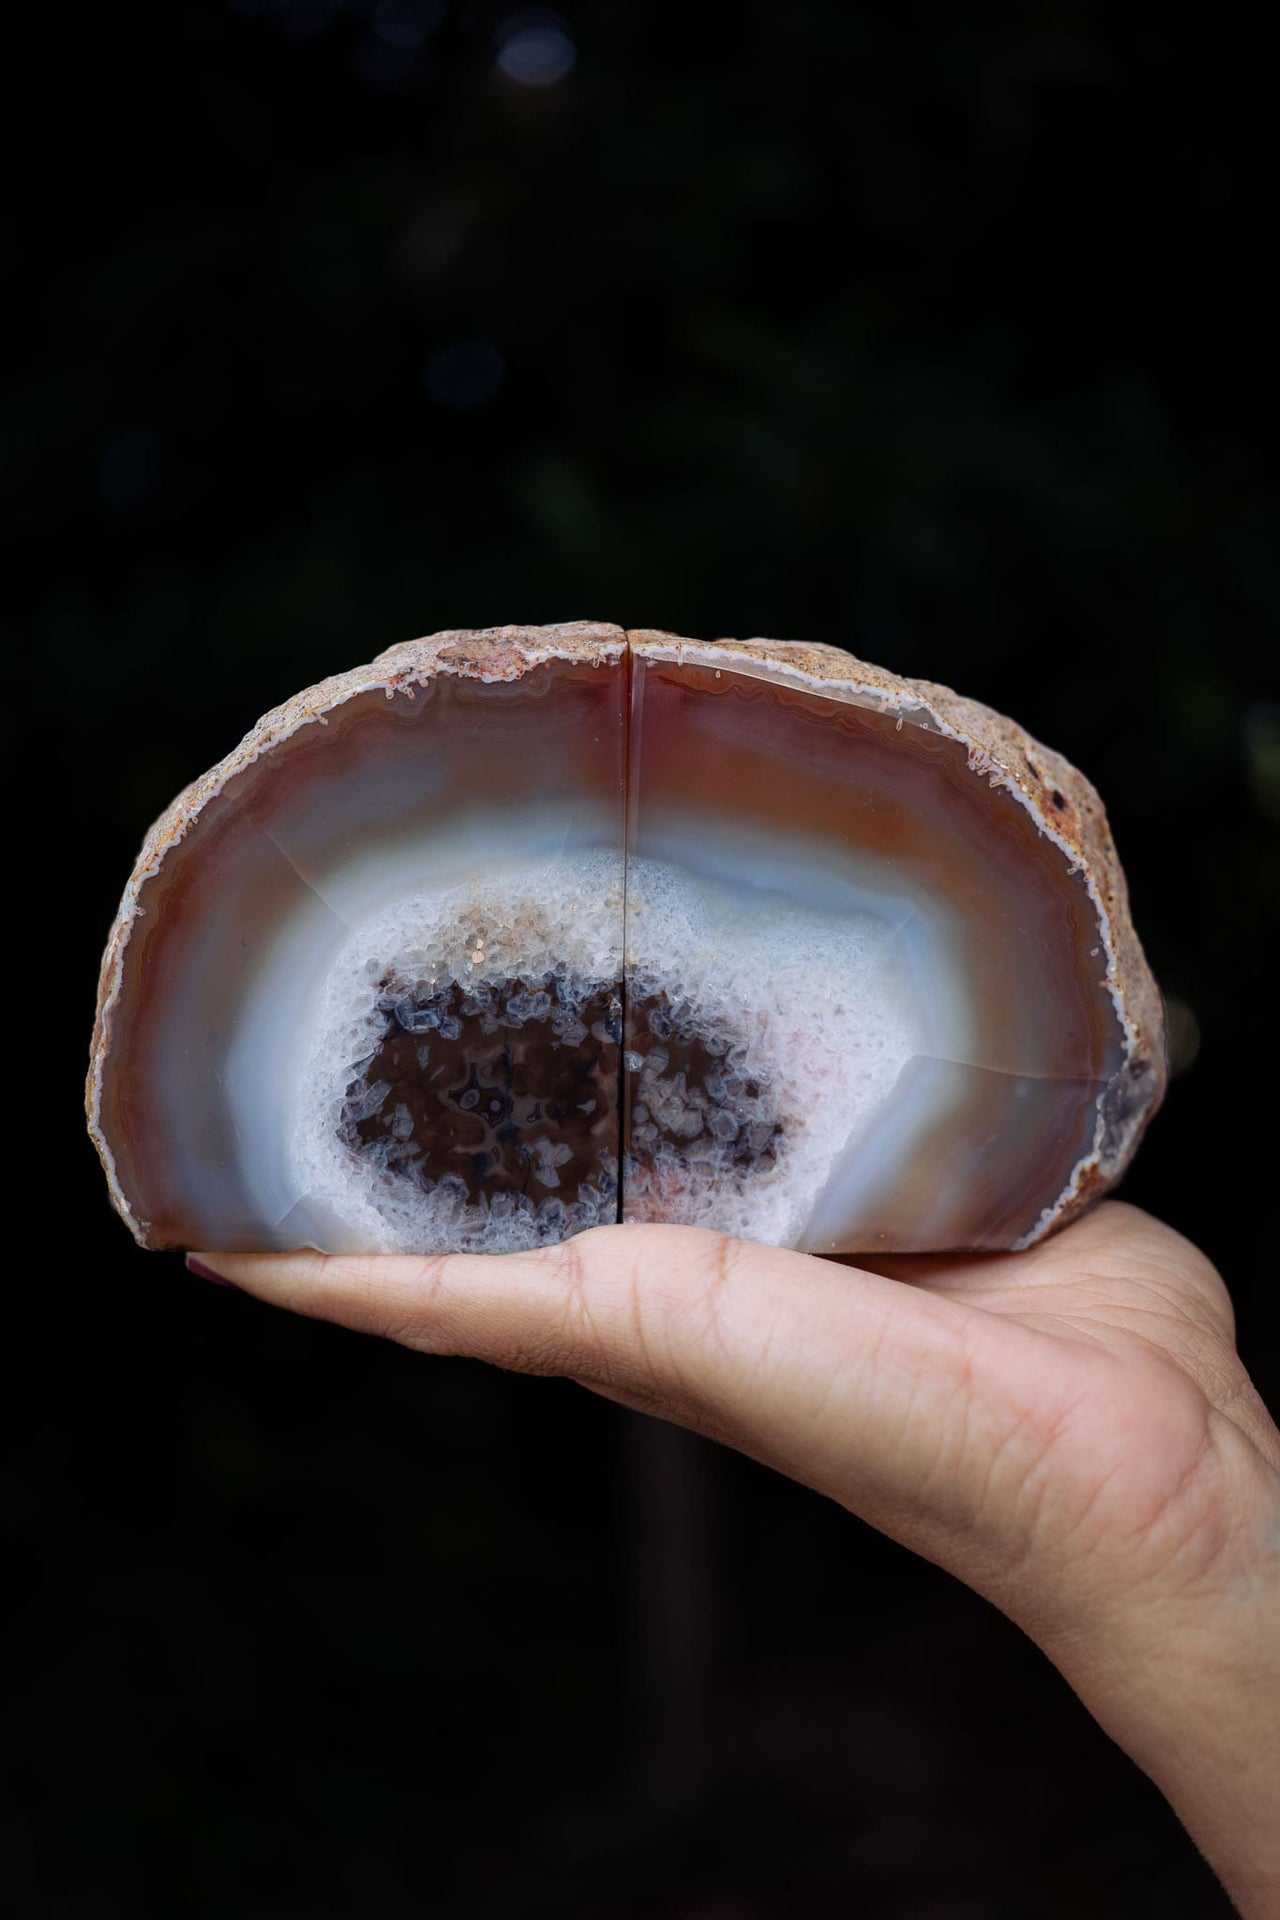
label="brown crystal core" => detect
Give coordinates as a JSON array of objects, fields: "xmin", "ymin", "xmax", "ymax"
[
  {"xmin": 340, "ymin": 977, "xmax": 786, "ymax": 1210},
  {"xmin": 342, "ymin": 974, "xmax": 623, "ymax": 1208}
]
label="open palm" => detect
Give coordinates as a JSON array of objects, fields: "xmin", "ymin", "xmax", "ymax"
[
  {"xmin": 196, "ymin": 1200, "xmax": 1280, "ymax": 1913},
  {"xmin": 197, "ymin": 1201, "xmax": 1278, "ymax": 1635},
  {"xmin": 853, "ymin": 1204, "xmax": 1279, "ymax": 1632}
]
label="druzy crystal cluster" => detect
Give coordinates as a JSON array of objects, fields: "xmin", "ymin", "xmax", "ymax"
[{"xmin": 87, "ymin": 624, "xmax": 1165, "ymax": 1256}]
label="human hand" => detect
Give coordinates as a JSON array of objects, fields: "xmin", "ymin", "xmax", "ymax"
[{"xmin": 192, "ymin": 1202, "xmax": 1280, "ymax": 1915}]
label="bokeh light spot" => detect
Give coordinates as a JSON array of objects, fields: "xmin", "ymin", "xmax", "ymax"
[
  {"xmin": 1164, "ymin": 996, "xmax": 1202, "ymax": 1077},
  {"xmin": 1244, "ymin": 701, "xmax": 1280, "ymax": 823},
  {"xmin": 495, "ymin": 13, "xmax": 577, "ymax": 88}
]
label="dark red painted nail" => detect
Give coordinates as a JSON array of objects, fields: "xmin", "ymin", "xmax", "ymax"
[{"xmin": 186, "ymin": 1254, "xmax": 240, "ymax": 1290}]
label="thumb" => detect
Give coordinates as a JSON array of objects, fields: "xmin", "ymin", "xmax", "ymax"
[{"xmin": 191, "ymin": 1224, "xmax": 1051, "ymax": 1588}]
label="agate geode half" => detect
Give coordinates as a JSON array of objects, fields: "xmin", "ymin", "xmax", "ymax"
[{"xmin": 87, "ymin": 623, "xmax": 1165, "ymax": 1257}]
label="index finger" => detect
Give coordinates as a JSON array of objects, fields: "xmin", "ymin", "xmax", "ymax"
[{"xmin": 191, "ymin": 1223, "xmax": 1055, "ymax": 1568}]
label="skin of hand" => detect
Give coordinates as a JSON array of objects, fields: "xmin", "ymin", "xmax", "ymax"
[{"xmin": 192, "ymin": 1201, "xmax": 1280, "ymax": 1916}]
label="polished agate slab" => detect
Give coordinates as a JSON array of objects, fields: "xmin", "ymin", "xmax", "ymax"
[{"xmin": 87, "ymin": 624, "xmax": 1165, "ymax": 1256}]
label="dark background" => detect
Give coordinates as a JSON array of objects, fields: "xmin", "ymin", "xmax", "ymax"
[{"xmin": 8, "ymin": 1, "xmax": 1278, "ymax": 1914}]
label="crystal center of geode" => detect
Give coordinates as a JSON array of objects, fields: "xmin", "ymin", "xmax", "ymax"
[
  {"xmin": 339, "ymin": 969, "xmax": 788, "ymax": 1212},
  {"xmin": 286, "ymin": 847, "xmax": 926, "ymax": 1254},
  {"xmin": 341, "ymin": 972, "xmax": 622, "ymax": 1205}
]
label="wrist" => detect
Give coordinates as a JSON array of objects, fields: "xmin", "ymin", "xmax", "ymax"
[{"xmin": 1044, "ymin": 1461, "xmax": 1280, "ymax": 1915}]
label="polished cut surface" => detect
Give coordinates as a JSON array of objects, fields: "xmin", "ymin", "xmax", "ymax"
[{"xmin": 87, "ymin": 624, "xmax": 1165, "ymax": 1256}]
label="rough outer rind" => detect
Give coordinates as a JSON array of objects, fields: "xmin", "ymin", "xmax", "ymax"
[
  {"xmin": 88, "ymin": 622, "xmax": 1165, "ymax": 1253},
  {"xmin": 85, "ymin": 624, "xmax": 626, "ymax": 1248},
  {"xmin": 628, "ymin": 630, "xmax": 1166, "ymax": 1243}
]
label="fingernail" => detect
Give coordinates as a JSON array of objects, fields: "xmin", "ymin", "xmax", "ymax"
[{"xmin": 186, "ymin": 1254, "xmax": 240, "ymax": 1290}]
